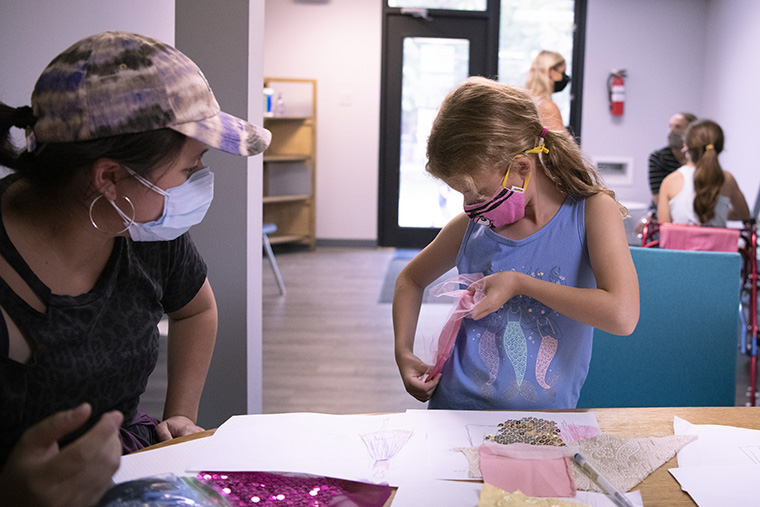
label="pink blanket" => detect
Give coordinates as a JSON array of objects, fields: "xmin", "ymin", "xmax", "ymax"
[{"xmin": 659, "ymin": 222, "xmax": 740, "ymax": 253}]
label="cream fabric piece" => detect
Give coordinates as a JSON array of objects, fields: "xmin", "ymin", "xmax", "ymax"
[
  {"xmin": 457, "ymin": 433, "xmax": 697, "ymax": 492},
  {"xmin": 456, "ymin": 446, "xmax": 483, "ymax": 479},
  {"xmin": 478, "ymin": 485, "xmax": 589, "ymax": 507},
  {"xmin": 569, "ymin": 434, "xmax": 697, "ymax": 493}
]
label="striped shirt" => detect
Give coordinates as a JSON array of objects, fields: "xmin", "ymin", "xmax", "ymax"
[{"xmin": 649, "ymin": 146, "xmax": 681, "ymax": 195}]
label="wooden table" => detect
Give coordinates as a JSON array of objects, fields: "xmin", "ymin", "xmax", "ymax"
[
  {"xmin": 582, "ymin": 407, "xmax": 760, "ymax": 506},
  {"xmin": 140, "ymin": 407, "xmax": 760, "ymax": 506}
]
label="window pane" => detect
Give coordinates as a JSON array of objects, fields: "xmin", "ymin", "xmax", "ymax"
[
  {"xmin": 398, "ymin": 37, "xmax": 469, "ymax": 228},
  {"xmin": 497, "ymin": 0, "xmax": 575, "ymax": 126},
  {"xmin": 388, "ymin": 0, "xmax": 486, "ymax": 11}
]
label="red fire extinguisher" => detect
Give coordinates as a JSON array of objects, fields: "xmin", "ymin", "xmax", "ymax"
[{"xmin": 608, "ymin": 70, "xmax": 627, "ymax": 116}]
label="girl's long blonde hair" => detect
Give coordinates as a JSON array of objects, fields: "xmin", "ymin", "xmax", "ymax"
[
  {"xmin": 524, "ymin": 50, "xmax": 565, "ymax": 100},
  {"xmin": 426, "ymin": 76, "xmax": 625, "ymax": 216},
  {"xmin": 686, "ymin": 120, "xmax": 725, "ymax": 224}
]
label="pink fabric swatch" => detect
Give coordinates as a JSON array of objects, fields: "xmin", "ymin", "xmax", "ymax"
[
  {"xmin": 479, "ymin": 441, "xmax": 576, "ymax": 498},
  {"xmin": 558, "ymin": 423, "xmax": 602, "ymax": 443},
  {"xmin": 659, "ymin": 222, "xmax": 740, "ymax": 253}
]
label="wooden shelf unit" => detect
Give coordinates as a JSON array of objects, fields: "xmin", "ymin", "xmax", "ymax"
[{"xmin": 262, "ymin": 78, "xmax": 316, "ymax": 249}]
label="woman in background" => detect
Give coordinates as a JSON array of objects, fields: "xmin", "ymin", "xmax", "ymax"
[
  {"xmin": 658, "ymin": 119, "xmax": 749, "ymax": 226},
  {"xmin": 524, "ymin": 50, "xmax": 571, "ymax": 138}
]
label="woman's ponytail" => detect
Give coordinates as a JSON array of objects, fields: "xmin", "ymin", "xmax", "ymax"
[
  {"xmin": 687, "ymin": 121, "xmax": 725, "ymax": 224},
  {"xmin": 0, "ymin": 104, "xmax": 38, "ymax": 170},
  {"xmin": 0, "ymin": 103, "xmax": 23, "ymax": 170}
]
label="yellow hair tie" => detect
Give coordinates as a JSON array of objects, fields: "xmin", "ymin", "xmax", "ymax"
[
  {"xmin": 705, "ymin": 144, "xmax": 715, "ymax": 151},
  {"xmin": 524, "ymin": 143, "xmax": 549, "ymax": 155}
]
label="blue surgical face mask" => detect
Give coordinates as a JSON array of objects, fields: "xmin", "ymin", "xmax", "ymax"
[{"xmin": 116, "ymin": 166, "xmax": 215, "ymax": 241}]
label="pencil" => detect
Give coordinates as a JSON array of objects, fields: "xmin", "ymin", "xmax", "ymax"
[{"xmin": 572, "ymin": 452, "xmax": 634, "ymax": 507}]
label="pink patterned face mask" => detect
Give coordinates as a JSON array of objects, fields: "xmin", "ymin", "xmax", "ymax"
[
  {"xmin": 462, "ymin": 139, "xmax": 549, "ymax": 229},
  {"xmin": 463, "ymin": 169, "xmax": 529, "ymax": 229}
]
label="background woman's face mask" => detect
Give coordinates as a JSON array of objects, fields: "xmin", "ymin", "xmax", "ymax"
[
  {"xmin": 668, "ymin": 131, "xmax": 684, "ymax": 150},
  {"xmin": 553, "ymin": 72, "xmax": 570, "ymax": 93},
  {"xmin": 120, "ymin": 166, "xmax": 215, "ymax": 241}
]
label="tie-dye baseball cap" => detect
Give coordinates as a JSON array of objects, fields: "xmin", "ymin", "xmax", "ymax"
[{"xmin": 29, "ymin": 31, "xmax": 271, "ymax": 156}]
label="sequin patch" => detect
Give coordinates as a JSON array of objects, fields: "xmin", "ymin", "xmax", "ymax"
[
  {"xmin": 485, "ymin": 417, "xmax": 565, "ymax": 447},
  {"xmin": 196, "ymin": 471, "xmax": 392, "ymax": 507}
]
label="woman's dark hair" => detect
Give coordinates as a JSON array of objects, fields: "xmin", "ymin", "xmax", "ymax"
[
  {"xmin": 686, "ymin": 119, "xmax": 725, "ymax": 224},
  {"xmin": 1, "ymin": 102, "xmax": 186, "ymax": 197}
]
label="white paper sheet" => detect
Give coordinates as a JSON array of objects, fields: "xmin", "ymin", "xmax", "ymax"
[
  {"xmin": 673, "ymin": 416, "xmax": 760, "ymax": 467},
  {"xmin": 669, "ymin": 466, "xmax": 759, "ymax": 507},
  {"xmin": 186, "ymin": 413, "xmax": 424, "ymax": 486},
  {"xmin": 113, "ymin": 437, "xmax": 210, "ymax": 484},
  {"xmin": 390, "ymin": 479, "xmax": 643, "ymax": 507},
  {"xmin": 670, "ymin": 416, "xmax": 760, "ymax": 506},
  {"xmin": 404, "ymin": 409, "xmax": 600, "ymax": 480}
]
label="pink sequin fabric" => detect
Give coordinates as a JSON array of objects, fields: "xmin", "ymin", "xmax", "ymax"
[{"xmin": 196, "ymin": 471, "xmax": 392, "ymax": 507}]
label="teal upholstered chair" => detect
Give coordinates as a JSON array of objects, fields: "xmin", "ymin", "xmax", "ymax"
[{"xmin": 577, "ymin": 246, "xmax": 741, "ymax": 408}]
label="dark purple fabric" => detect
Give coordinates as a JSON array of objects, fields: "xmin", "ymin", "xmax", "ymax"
[
  {"xmin": 0, "ymin": 308, "xmax": 7, "ymax": 357},
  {"xmin": 120, "ymin": 409, "xmax": 160, "ymax": 454}
]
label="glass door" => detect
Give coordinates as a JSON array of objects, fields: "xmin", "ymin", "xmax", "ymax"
[{"xmin": 379, "ymin": 10, "xmax": 494, "ymax": 248}]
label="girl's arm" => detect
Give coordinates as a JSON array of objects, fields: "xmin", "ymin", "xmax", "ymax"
[
  {"xmin": 723, "ymin": 171, "xmax": 751, "ymax": 221},
  {"xmin": 157, "ymin": 278, "xmax": 218, "ymax": 441},
  {"xmin": 470, "ymin": 193, "xmax": 639, "ymax": 335},
  {"xmin": 657, "ymin": 173, "xmax": 677, "ymax": 223},
  {"xmin": 393, "ymin": 213, "xmax": 469, "ymax": 402}
]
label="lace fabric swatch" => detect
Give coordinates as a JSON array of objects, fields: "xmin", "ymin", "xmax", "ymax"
[
  {"xmin": 458, "ymin": 433, "xmax": 697, "ymax": 492},
  {"xmin": 568, "ymin": 433, "xmax": 697, "ymax": 493},
  {"xmin": 478, "ymin": 485, "xmax": 590, "ymax": 507}
]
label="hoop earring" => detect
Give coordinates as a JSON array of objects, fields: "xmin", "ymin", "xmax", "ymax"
[{"xmin": 89, "ymin": 194, "xmax": 135, "ymax": 235}]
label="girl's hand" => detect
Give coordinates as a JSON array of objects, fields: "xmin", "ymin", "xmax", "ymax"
[
  {"xmin": 468, "ymin": 271, "xmax": 523, "ymax": 320},
  {"xmin": 156, "ymin": 415, "xmax": 204, "ymax": 442},
  {"xmin": 396, "ymin": 352, "xmax": 440, "ymax": 402}
]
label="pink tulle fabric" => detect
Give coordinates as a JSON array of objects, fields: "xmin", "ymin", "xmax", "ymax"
[{"xmin": 424, "ymin": 274, "xmax": 484, "ymax": 382}]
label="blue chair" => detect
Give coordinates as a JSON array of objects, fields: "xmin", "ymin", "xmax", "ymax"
[
  {"xmin": 262, "ymin": 223, "xmax": 286, "ymax": 295},
  {"xmin": 577, "ymin": 246, "xmax": 741, "ymax": 408}
]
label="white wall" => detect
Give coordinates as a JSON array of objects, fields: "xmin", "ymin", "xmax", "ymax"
[
  {"xmin": 703, "ymin": 0, "xmax": 760, "ymax": 209},
  {"xmin": 247, "ymin": 0, "xmax": 267, "ymax": 419},
  {"xmin": 264, "ymin": 0, "xmax": 382, "ymax": 242},
  {"xmin": 0, "ymin": 1, "xmax": 175, "ymax": 146},
  {"xmin": 581, "ymin": 0, "xmax": 709, "ymax": 205}
]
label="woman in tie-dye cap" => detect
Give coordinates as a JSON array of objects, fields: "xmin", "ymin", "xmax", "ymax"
[{"xmin": 0, "ymin": 31, "xmax": 270, "ymax": 505}]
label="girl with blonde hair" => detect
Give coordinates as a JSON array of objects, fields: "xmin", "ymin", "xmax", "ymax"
[
  {"xmin": 525, "ymin": 50, "xmax": 571, "ymax": 137},
  {"xmin": 393, "ymin": 77, "xmax": 638, "ymax": 410},
  {"xmin": 658, "ymin": 119, "xmax": 749, "ymax": 226}
]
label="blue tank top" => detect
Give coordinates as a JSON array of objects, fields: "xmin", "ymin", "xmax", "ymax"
[{"xmin": 429, "ymin": 197, "xmax": 596, "ymax": 410}]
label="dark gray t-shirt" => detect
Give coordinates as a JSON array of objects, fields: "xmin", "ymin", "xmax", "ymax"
[{"xmin": 0, "ymin": 175, "xmax": 207, "ymax": 467}]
